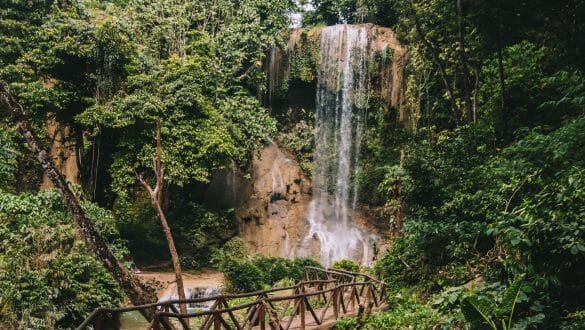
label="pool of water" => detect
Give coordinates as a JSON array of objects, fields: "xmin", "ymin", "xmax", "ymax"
[{"xmin": 118, "ymin": 286, "xmax": 221, "ymax": 329}]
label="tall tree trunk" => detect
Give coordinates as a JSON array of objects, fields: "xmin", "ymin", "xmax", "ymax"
[
  {"xmin": 457, "ymin": 0, "xmax": 473, "ymax": 122},
  {"xmin": 472, "ymin": 63, "xmax": 481, "ymax": 122},
  {"xmin": 0, "ymin": 83, "xmax": 158, "ymax": 320},
  {"xmin": 138, "ymin": 119, "xmax": 188, "ymax": 317},
  {"xmin": 408, "ymin": 0, "xmax": 460, "ymax": 124},
  {"xmin": 394, "ymin": 150, "xmax": 406, "ymax": 233},
  {"xmin": 497, "ymin": 46, "xmax": 505, "ymax": 112},
  {"xmin": 496, "ymin": 44, "xmax": 506, "ymax": 140}
]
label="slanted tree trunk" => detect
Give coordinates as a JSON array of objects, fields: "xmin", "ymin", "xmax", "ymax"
[
  {"xmin": 497, "ymin": 45, "xmax": 506, "ymax": 113},
  {"xmin": 137, "ymin": 119, "xmax": 188, "ymax": 317},
  {"xmin": 472, "ymin": 63, "xmax": 481, "ymax": 122},
  {"xmin": 0, "ymin": 83, "xmax": 158, "ymax": 320}
]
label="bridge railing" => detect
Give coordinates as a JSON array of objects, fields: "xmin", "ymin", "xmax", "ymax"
[{"xmin": 77, "ymin": 267, "xmax": 387, "ymax": 330}]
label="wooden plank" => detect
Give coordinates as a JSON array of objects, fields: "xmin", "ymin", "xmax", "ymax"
[
  {"xmin": 167, "ymin": 303, "xmax": 190, "ymax": 329},
  {"xmin": 319, "ymin": 290, "xmax": 334, "ymax": 322},
  {"xmin": 213, "ymin": 315, "xmax": 221, "ymax": 330},
  {"xmin": 217, "ymin": 313, "xmax": 233, "ymax": 330},
  {"xmin": 332, "ymin": 288, "xmax": 339, "ymax": 319}
]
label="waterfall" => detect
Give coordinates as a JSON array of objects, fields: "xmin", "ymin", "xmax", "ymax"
[
  {"xmin": 158, "ymin": 285, "xmax": 221, "ymax": 311},
  {"xmin": 298, "ymin": 25, "xmax": 375, "ymax": 267}
]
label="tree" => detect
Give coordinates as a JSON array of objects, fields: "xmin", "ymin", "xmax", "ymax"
[
  {"xmin": 0, "ymin": 83, "xmax": 159, "ymax": 320},
  {"xmin": 404, "ymin": 0, "xmax": 461, "ymax": 124},
  {"xmin": 137, "ymin": 119, "xmax": 188, "ymax": 316}
]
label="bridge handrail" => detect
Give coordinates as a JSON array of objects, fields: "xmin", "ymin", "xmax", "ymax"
[
  {"xmin": 155, "ymin": 281, "xmax": 373, "ymax": 318},
  {"xmin": 76, "ymin": 267, "xmax": 387, "ymax": 330},
  {"xmin": 325, "ymin": 268, "xmax": 385, "ymax": 285}
]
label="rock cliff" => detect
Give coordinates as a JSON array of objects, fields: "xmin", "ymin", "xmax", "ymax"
[{"xmin": 237, "ymin": 141, "xmax": 312, "ymax": 257}]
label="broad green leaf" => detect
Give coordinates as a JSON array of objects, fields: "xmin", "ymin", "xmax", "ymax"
[{"xmin": 461, "ymin": 296, "xmax": 497, "ymax": 329}]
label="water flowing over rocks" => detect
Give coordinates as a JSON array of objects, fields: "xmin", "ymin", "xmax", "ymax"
[
  {"xmin": 295, "ymin": 24, "xmax": 378, "ymax": 266},
  {"xmin": 233, "ymin": 24, "xmax": 406, "ymax": 266}
]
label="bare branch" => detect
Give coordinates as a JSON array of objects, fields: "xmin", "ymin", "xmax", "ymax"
[{"xmin": 137, "ymin": 171, "xmax": 155, "ymax": 198}]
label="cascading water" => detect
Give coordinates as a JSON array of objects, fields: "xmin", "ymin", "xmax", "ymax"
[
  {"xmin": 158, "ymin": 285, "xmax": 221, "ymax": 311},
  {"xmin": 297, "ymin": 25, "xmax": 376, "ymax": 267}
]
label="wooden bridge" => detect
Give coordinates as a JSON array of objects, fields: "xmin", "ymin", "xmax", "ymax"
[{"xmin": 77, "ymin": 267, "xmax": 388, "ymax": 330}]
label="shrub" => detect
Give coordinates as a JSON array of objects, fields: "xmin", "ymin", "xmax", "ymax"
[
  {"xmin": 290, "ymin": 258, "xmax": 323, "ymax": 279},
  {"xmin": 333, "ymin": 317, "xmax": 359, "ymax": 330},
  {"xmin": 221, "ymin": 258, "xmax": 265, "ymax": 293},
  {"xmin": 252, "ymin": 256, "xmax": 293, "ymax": 284},
  {"xmin": 363, "ymin": 299, "xmax": 446, "ymax": 329},
  {"xmin": 332, "ymin": 259, "xmax": 360, "ymax": 273},
  {"xmin": 251, "ymin": 256, "xmax": 323, "ymax": 285},
  {"xmin": 561, "ymin": 310, "xmax": 585, "ymax": 330}
]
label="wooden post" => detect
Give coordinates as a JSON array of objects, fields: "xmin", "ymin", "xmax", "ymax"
[
  {"xmin": 333, "ymin": 288, "xmax": 339, "ymax": 319},
  {"xmin": 93, "ymin": 313, "xmax": 101, "ymax": 330},
  {"xmin": 152, "ymin": 313, "xmax": 160, "ymax": 330},
  {"xmin": 356, "ymin": 304, "xmax": 365, "ymax": 328},
  {"xmin": 213, "ymin": 314, "xmax": 221, "ymax": 330},
  {"xmin": 300, "ymin": 283, "xmax": 306, "ymax": 329},
  {"xmin": 260, "ymin": 303, "xmax": 266, "ymax": 330},
  {"xmin": 300, "ymin": 297, "xmax": 305, "ymax": 329}
]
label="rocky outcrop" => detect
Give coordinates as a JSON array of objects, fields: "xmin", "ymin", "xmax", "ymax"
[
  {"xmin": 235, "ymin": 141, "xmax": 388, "ymax": 264},
  {"xmin": 237, "ymin": 141, "xmax": 311, "ymax": 257},
  {"xmin": 40, "ymin": 118, "xmax": 79, "ymax": 189},
  {"xmin": 268, "ymin": 23, "xmax": 409, "ymax": 126}
]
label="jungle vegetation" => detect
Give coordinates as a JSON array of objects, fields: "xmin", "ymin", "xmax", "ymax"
[{"xmin": 1, "ymin": 0, "xmax": 585, "ymax": 328}]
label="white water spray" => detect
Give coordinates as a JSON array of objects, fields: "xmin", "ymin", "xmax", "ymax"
[
  {"xmin": 158, "ymin": 286, "xmax": 221, "ymax": 311},
  {"xmin": 297, "ymin": 25, "xmax": 377, "ymax": 267}
]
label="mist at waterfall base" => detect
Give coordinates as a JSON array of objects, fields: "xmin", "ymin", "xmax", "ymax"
[
  {"xmin": 119, "ymin": 286, "xmax": 221, "ymax": 328},
  {"xmin": 294, "ymin": 25, "xmax": 379, "ymax": 267},
  {"xmin": 158, "ymin": 285, "xmax": 221, "ymax": 311}
]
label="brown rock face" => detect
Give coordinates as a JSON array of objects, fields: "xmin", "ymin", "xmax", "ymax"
[
  {"xmin": 237, "ymin": 141, "xmax": 311, "ymax": 257},
  {"xmin": 40, "ymin": 118, "xmax": 79, "ymax": 189},
  {"xmin": 235, "ymin": 141, "xmax": 388, "ymax": 264}
]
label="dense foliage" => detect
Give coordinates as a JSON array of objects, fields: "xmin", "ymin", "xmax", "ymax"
[
  {"xmin": 0, "ymin": 189, "xmax": 124, "ymax": 329},
  {"xmin": 349, "ymin": 1, "xmax": 585, "ymax": 328},
  {"xmin": 1, "ymin": 0, "xmax": 292, "ymax": 327},
  {"xmin": 2, "ymin": 0, "xmax": 585, "ymax": 328},
  {"xmin": 279, "ymin": 0, "xmax": 585, "ymax": 328},
  {"xmin": 214, "ymin": 238, "xmax": 322, "ymax": 293}
]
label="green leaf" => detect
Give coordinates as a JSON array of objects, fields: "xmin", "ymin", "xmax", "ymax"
[
  {"xmin": 498, "ymin": 274, "xmax": 525, "ymax": 328},
  {"xmin": 461, "ymin": 296, "xmax": 497, "ymax": 329}
]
